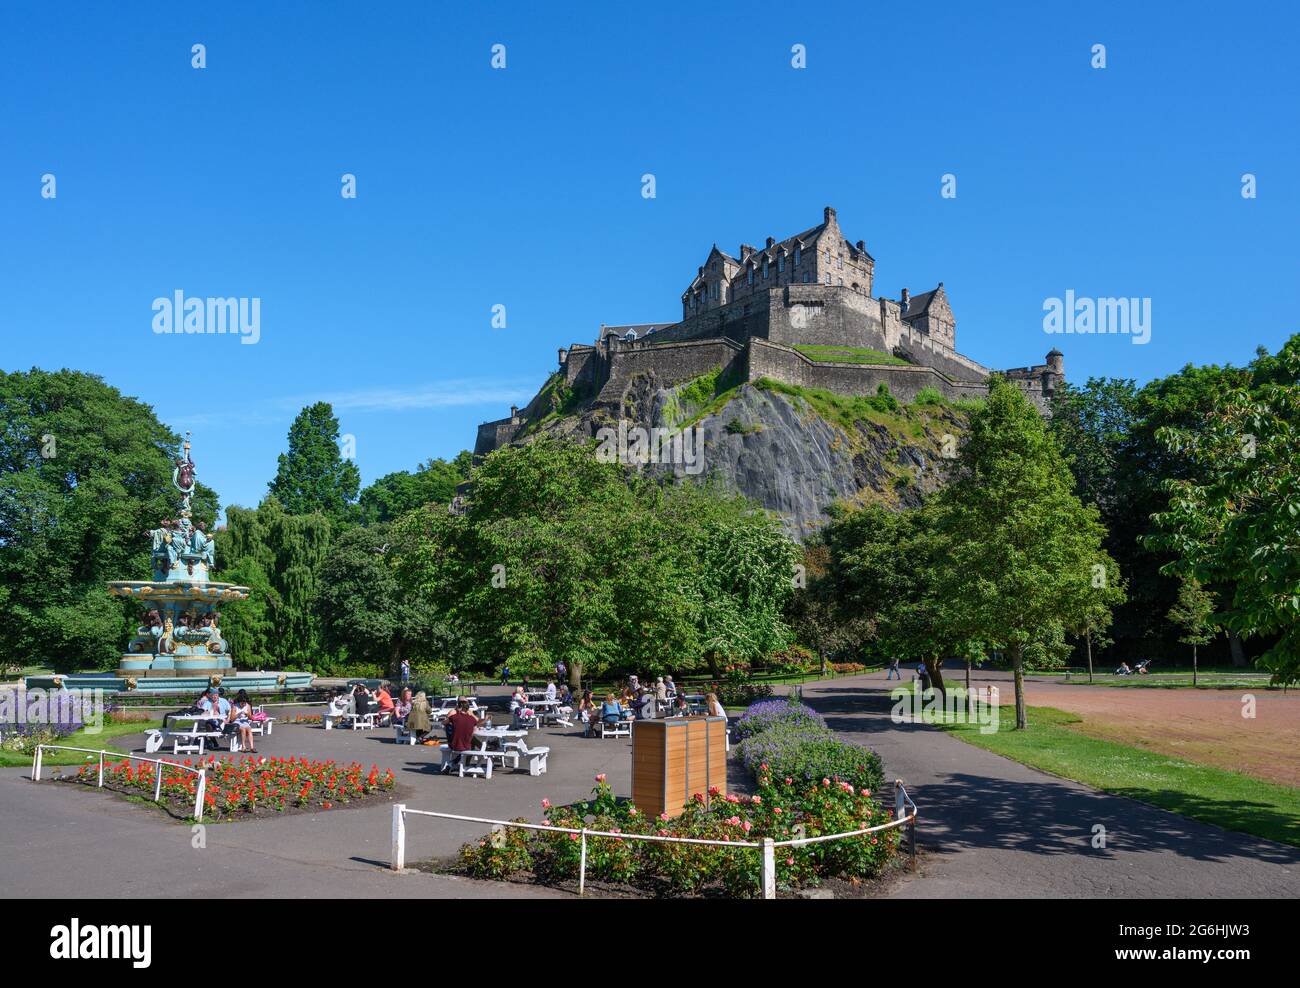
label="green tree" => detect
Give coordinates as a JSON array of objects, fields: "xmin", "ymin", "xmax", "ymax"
[
  {"xmin": 1167, "ymin": 576, "xmax": 1217, "ymax": 686},
  {"xmin": 267, "ymin": 402, "xmax": 360, "ymax": 522},
  {"xmin": 0, "ymin": 368, "xmax": 219, "ymax": 672},
  {"xmin": 1149, "ymin": 335, "xmax": 1300, "ymax": 685},
  {"xmin": 315, "ymin": 522, "xmax": 472, "ymax": 676},
  {"xmin": 390, "ymin": 437, "xmax": 797, "ymax": 686},
  {"xmin": 356, "ymin": 452, "xmax": 472, "ymax": 524},
  {"xmin": 935, "ymin": 377, "xmax": 1124, "ymax": 728},
  {"xmin": 222, "ymin": 498, "xmax": 333, "ymax": 670}
]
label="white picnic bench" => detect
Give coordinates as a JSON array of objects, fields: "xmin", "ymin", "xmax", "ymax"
[
  {"xmin": 343, "ymin": 712, "xmax": 377, "ymax": 731},
  {"xmin": 439, "ymin": 728, "xmax": 550, "ymax": 778},
  {"xmin": 599, "ymin": 719, "xmax": 633, "ymax": 739}
]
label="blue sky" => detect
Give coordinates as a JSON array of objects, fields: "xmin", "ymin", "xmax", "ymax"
[{"xmin": 3, "ymin": 0, "xmax": 1297, "ymax": 512}]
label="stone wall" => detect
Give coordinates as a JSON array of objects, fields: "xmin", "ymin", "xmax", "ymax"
[{"xmin": 597, "ymin": 337, "xmax": 745, "ymax": 404}]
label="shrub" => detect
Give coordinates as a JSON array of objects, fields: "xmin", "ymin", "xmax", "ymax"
[
  {"xmin": 738, "ymin": 722, "xmax": 884, "ymax": 794},
  {"xmin": 913, "ymin": 386, "xmax": 944, "ymax": 407},
  {"xmin": 733, "ymin": 696, "xmax": 827, "ymax": 741},
  {"xmin": 831, "ymin": 662, "xmax": 867, "ymax": 674},
  {"xmin": 454, "ymin": 773, "xmax": 899, "ymax": 896}
]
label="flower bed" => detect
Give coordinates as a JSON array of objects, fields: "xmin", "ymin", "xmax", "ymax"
[
  {"xmin": 454, "ymin": 773, "xmax": 899, "ymax": 897},
  {"xmin": 733, "ymin": 697, "xmax": 827, "ymax": 741},
  {"xmin": 734, "ymin": 695, "xmax": 884, "ymax": 793},
  {"xmin": 68, "ymin": 755, "xmax": 395, "ymax": 819}
]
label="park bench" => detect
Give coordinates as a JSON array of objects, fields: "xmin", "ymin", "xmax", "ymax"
[
  {"xmin": 599, "ymin": 719, "xmax": 632, "ymax": 740},
  {"xmin": 505, "ymin": 739, "xmax": 550, "ymax": 776},
  {"xmin": 171, "ymin": 730, "xmax": 225, "ymax": 755},
  {"xmin": 344, "ymin": 713, "xmax": 376, "ymax": 731}
]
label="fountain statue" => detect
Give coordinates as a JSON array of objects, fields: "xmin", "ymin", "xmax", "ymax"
[{"xmin": 107, "ymin": 433, "xmax": 250, "ymax": 680}]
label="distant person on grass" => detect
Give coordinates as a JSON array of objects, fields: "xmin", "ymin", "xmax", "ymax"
[{"xmin": 886, "ymin": 657, "xmax": 901, "ymax": 680}]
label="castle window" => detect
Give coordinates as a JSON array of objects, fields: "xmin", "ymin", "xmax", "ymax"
[
  {"xmin": 778, "ymin": 254, "xmax": 785, "ymax": 273},
  {"xmin": 747, "ymin": 266, "xmax": 754, "ymax": 285},
  {"xmin": 762, "ymin": 258, "xmax": 769, "ymax": 279},
  {"xmin": 838, "ymin": 254, "xmax": 844, "ymax": 270},
  {"xmin": 794, "ymin": 245, "xmax": 801, "ymax": 265},
  {"xmin": 803, "ymin": 273, "xmax": 811, "ymax": 284}
]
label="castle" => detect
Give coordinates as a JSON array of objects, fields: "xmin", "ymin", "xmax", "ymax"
[{"xmin": 477, "ymin": 206, "xmax": 1063, "ymax": 455}]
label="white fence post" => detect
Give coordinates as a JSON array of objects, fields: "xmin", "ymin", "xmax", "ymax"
[
  {"xmin": 194, "ymin": 768, "xmax": 206, "ymax": 822},
  {"xmin": 762, "ymin": 838, "xmax": 776, "ymax": 899},
  {"xmin": 153, "ymin": 763, "xmax": 163, "ymax": 802},
  {"xmin": 894, "ymin": 779, "xmax": 905, "ymax": 820},
  {"xmin": 578, "ymin": 829, "xmax": 588, "ymax": 897},
  {"xmin": 97, "ymin": 751, "xmax": 104, "ymax": 788},
  {"xmin": 391, "ymin": 803, "xmax": 407, "ymax": 871},
  {"xmin": 32, "ymin": 745, "xmax": 43, "ymax": 782}
]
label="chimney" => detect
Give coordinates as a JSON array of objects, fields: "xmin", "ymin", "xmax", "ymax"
[
  {"xmin": 824, "ymin": 206, "xmax": 836, "ymax": 223},
  {"xmin": 740, "ymin": 244, "xmax": 754, "ymax": 260},
  {"xmin": 558, "ymin": 347, "xmax": 567, "ymax": 366},
  {"xmin": 698, "ymin": 266, "xmax": 704, "ymax": 275},
  {"xmin": 510, "ymin": 405, "xmax": 520, "ymax": 422},
  {"xmin": 855, "ymin": 239, "xmax": 865, "ymax": 252},
  {"xmin": 766, "ymin": 237, "xmax": 775, "ymax": 248},
  {"xmin": 900, "ymin": 288, "xmax": 910, "ymax": 315}
]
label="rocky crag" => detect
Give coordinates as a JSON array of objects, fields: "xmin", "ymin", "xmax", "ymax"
[{"xmin": 507, "ymin": 367, "xmax": 973, "ymax": 541}]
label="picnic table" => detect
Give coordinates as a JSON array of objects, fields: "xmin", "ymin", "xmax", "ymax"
[
  {"xmin": 440, "ymin": 727, "xmax": 529, "ymax": 778},
  {"xmin": 166, "ymin": 712, "xmax": 235, "ymax": 755}
]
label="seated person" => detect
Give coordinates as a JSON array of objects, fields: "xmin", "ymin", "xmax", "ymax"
[
  {"xmin": 1115, "ymin": 661, "xmax": 1133, "ymax": 676},
  {"xmin": 599, "ymin": 694, "xmax": 625, "ymax": 725},
  {"xmin": 406, "ymin": 691, "xmax": 433, "ymax": 743},
  {"xmin": 441, "ymin": 699, "xmax": 485, "ymax": 773},
  {"xmin": 394, "ymin": 688, "xmax": 413, "ymax": 723},
  {"xmin": 352, "ymin": 684, "xmax": 377, "ymax": 716},
  {"xmin": 196, "ymin": 687, "xmax": 231, "ymax": 734},
  {"xmin": 671, "ymin": 693, "xmax": 690, "ymax": 717},
  {"xmin": 545, "ymin": 680, "xmax": 557, "ymax": 702},
  {"xmin": 374, "ymin": 683, "xmax": 396, "ymax": 721}
]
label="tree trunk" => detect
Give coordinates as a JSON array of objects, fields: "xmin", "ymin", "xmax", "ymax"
[
  {"xmin": 923, "ymin": 655, "xmax": 946, "ymax": 700},
  {"xmin": 705, "ymin": 651, "xmax": 721, "ymax": 679},
  {"xmin": 1011, "ymin": 643, "xmax": 1027, "ymax": 730},
  {"xmin": 1229, "ymin": 632, "xmax": 1247, "ymax": 668},
  {"xmin": 818, "ymin": 647, "xmax": 826, "ymax": 679},
  {"xmin": 1192, "ymin": 643, "xmax": 1198, "ymax": 687},
  {"xmin": 1085, "ymin": 630, "xmax": 1093, "ymax": 685}
]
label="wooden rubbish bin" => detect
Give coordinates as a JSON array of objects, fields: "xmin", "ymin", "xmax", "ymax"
[{"xmin": 632, "ymin": 716, "xmax": 727, "ymax": 819}]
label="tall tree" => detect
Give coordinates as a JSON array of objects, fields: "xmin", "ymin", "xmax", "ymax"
[
  {"xmin": 222, "ymin": 498, "xmax": 333, "ymax": 670},
  {"xmin": 267, "ymin": 402, "xmax": 360, "ymax": 522},
  {"xmin": 1149, "ymin": 335, "xmax": 1300, "ymax": 685},
  {"xmin": 0, "ymin": 368, "xmax": 218, "ymax": 671},
  {"xmin": 935, "ymin": 377, "xmax": 1124, "ymax": 728}
]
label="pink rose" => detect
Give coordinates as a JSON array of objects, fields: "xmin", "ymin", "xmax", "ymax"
[
  {"xmin": 595, "ymin": 774, "xmax": 606, "ymax": 784},
  {"xmin": 541, "ymin": 798, "xmax": 551, "ymax": 810},
  {"xmin": 741, "ymin": 821, "xmax": 752, "ymax": 833}
]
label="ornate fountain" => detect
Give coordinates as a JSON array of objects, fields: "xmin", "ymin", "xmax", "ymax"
[{"xmin": 105, "ymin": 434, "xmax": 252, "ymax": 680}]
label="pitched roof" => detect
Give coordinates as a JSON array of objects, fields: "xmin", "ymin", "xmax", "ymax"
[
  {"xmin": 598, "ymin": 323, "xmax": 673, "ymax": 342},
  {"xmin": 902, "ymin": 285, "xmax": 945, "ymax": 322}
]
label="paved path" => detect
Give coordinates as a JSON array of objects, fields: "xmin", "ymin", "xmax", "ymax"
[{"xmin": 795, "ymin": 672, "xmax": 1300, "ymax": 898}]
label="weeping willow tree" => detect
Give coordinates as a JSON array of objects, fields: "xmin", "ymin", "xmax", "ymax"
[{"xmin": 222, "ymin": 497, "xmax": 334, "ymax": 670}]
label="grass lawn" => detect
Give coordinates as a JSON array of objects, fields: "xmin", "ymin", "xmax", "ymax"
[
  {"xmin": 793, "ymin": 344, "xmax": 912, "ymax": 366},
  {"xmin": 941, "ymin": 705, "xmax": 1300, "ymax": 848},
  {"xmin": 0, "ymin": 718, "xmax": 161, "ymax": 769}
]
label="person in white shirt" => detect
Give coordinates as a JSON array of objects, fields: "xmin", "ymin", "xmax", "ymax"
[{"xmin": 545, "ymin": 681, "xmax": 557, "ymax": 702}]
